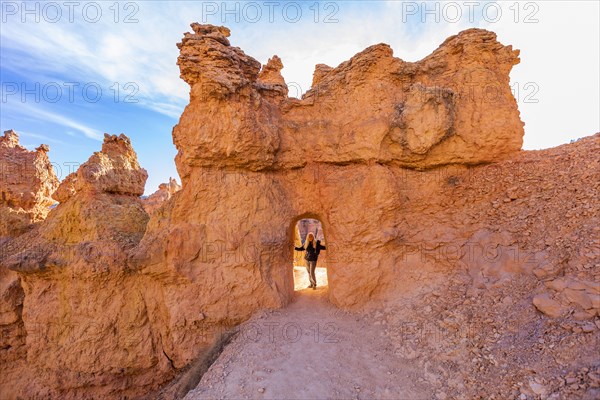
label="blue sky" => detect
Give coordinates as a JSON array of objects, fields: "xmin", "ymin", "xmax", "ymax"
[{"xmin": 1, "ymin": 1, "xmax": 599, "ymax": 194}]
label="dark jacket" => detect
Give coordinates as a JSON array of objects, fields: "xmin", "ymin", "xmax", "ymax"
[{"xmin": 295, "ymin": 240, "xmax": 326, "ymax": 261}]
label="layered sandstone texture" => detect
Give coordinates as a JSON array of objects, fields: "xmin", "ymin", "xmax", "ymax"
[{"xmin": 0, "ymin": 130, "xmax": 59, "ymax": 240}]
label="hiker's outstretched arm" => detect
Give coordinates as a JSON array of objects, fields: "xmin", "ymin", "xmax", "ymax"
[{"xmin": 294, "ymin": 246, "xmax": 304, "ymax": 251}]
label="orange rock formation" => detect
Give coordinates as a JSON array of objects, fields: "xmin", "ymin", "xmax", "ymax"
[
  {"xmin": 0, "ymin": 24, "xmax": 597, "ymax": 399},
  {"xmin": 0, "ymin": 130, "xmax": 58, "ymax": 240},
  {"xmin": 143, "ymin": 177, "xmax": 182, "ymax": 214}
]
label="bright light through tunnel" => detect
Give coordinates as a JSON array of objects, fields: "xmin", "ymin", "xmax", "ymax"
[{"xmin": 293, "ymin": 218, "xmax": 328, "ymax": 291}]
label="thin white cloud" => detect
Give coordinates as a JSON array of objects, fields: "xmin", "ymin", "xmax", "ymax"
[
  {"xmin": 17, "ymin": 130, "xmax": 67, "ymax": 145},
  {"xmin": 139, "ymin": 100, "xmax": 185, "ymax": 120},
  {"xmin": 0, "ymin": 2, "xmax": 477, "ymax": 108},
  {"xmin": 33, "ymin": 107, "xmax": 102, "ymax": 140},
  {"xmin": 4, "ymin": 101, "xmax": 102, "ymax": 140},
  {"xmin": 0, "ymin": 5, "xmax": 189, "ymax": 114}
]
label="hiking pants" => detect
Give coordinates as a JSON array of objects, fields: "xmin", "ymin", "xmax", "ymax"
[{"xmin": 306, "ymin": 260, "xmax": 317, "ymax": 287}]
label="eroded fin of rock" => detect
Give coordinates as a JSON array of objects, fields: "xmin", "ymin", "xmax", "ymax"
[{"xmin": 0, "ymin": 130, "xmax": 59, "ymax": 240}]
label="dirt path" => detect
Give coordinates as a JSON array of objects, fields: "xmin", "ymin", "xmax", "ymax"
[{"xmin": 183, "ymin": 285, "xmax": 432, "ymax": 400}]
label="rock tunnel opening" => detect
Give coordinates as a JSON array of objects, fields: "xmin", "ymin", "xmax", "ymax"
[{"xmin": 292, "ymin": 217, "xmax": 329, "ymax": 292}]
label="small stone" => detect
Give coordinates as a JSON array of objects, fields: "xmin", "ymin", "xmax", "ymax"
[
  {"xmin": 582, "ymin": 323, "xmax": 596, "ymax": 333},
  {"xmin": 545, "ymin": 277, "xmax": 569, "ymax": 292},
  {"xmin": 435, "ymin": 391, "xmax": 447, "ymax": 400},
  {"xmin": 563, "ymin": 288, "xmax": 593, "ymax": 309},
  {"xmin": 573, "ymin": 311, "xmax": 594, "ymax": 320},
  {"xmin": 566, "ymin": 376, "xmax": 577, "ymax": 385},
  {"xmin": 529, "ymin": 381, "xmax": 547, "ymax": 396},
  {"xmin": 258, "ymin": 387, "xmax": 265, "ymax": 393},
  {"xmin": 532, "ymin": 293, "xmax": 566, "ymax": 318}
]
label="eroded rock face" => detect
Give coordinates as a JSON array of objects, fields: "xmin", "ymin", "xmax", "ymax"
[
  {"xmin": 0, "ymin": 134, "xmax": 154, "ymax": 399},
  {"xmin": 0, "ymin": 130, "xmax": 58, "ymax": 394},
  {"xmin": 0, "ymin": 263, "xmax": 25, "ymax": 389},
  {"xmin": 130, "ymin": 23, "xmax": 526, "ymax": 390},
  {"xmin": 142, "ymin": 177, "xmax": 181, "ymax": 214},
  {"xmin": 137, "ymin": 24, "xmax": 525, "ymax": 315},
  {"xmin": 53, "ymin": 133, "xmax": 147, "ymax": 203},
  {"xmin": 173, "ymin": 25, "xmax": 522, "ymax": 176},
  {"xmin": 0, "ymin": 130, "xmax": 59, "ymax": 239}
]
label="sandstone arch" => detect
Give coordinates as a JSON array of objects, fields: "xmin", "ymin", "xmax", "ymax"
[{"xmin": 133, "ymin": 23, "xmax": 525, "ymax": 313}]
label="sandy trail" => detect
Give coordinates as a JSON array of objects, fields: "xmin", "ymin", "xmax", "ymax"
[{"xmin": 184, "ymin": 276, "xmax": 431, "ymax": 400}]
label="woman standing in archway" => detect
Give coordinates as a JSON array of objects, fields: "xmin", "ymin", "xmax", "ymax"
[{"xmin": 295, "ymin": 233, "xmax": 326, "ymax": 289}]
